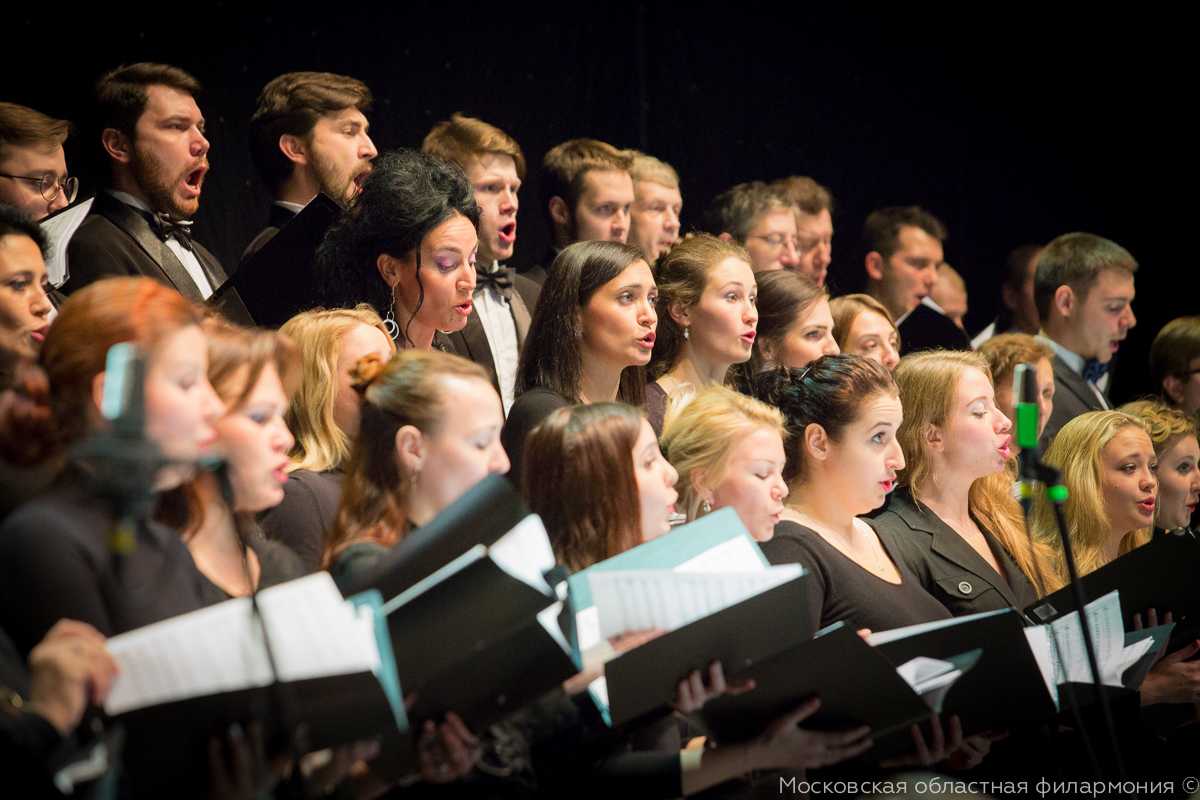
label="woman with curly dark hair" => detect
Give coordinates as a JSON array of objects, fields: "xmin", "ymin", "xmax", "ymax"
[{"xmin": 315, "ymin": 148, "xmax": 481, "ymax": 350}]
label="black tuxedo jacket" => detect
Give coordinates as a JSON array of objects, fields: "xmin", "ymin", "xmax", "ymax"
[
  {"xmin": 445, "ymin": 271, "xmax": 541, "ymax": 395},
  {"xmin": 239, "ymin": 203, "xmax": 298, "ymax": 265},
  {"xmin": 898, "ymin": 301, "xmax": 971, "ymax": 356},
  {"xmin": 1041, "ymin": 352, "xmax": 1108, "ymax": 447},
  {"xmin": 63, "ymin": 193, "xmax": 252, "ymax": 324}
]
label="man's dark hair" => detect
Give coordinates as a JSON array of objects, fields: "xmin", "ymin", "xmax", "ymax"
[
  {"xmin": 700, "ymin": 181, "xmax": 791, "ymax": 243},
  {"xmin": 315, "ymin": 149, "xmax": 479, "ymax": 345},
  {"xmin": 860, "ymin": 205, "xmax": 948, "ymax": 263},
  {"xmin": 0, "ymin": 204, "xmax": 49, "ymax": 257},
  {"xmin": 249, "ymin": 71, "xmax": 373, "ymax": 194},
  {"xmin": 1033, "ymin": 232, "xmax": 1137, "ymax": 322},
  {"xmin": 94, "ymin": 63, "xmax": 203, "ymax": 142}
]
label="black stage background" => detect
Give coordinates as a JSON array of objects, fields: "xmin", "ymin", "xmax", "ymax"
[{"xmin": 1, "ymin": 4, "xmax": 1190, "ymax": 402}]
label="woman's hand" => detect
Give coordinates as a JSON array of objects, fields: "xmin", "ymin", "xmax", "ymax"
[
  {"xmin": 673, "ymin": 660, "xmax": 756, "ymax": 714},
  {"xmin": 25, "ymin": 619, "xmax": 118, "ymax": 736},
  {"xmin": 881, "ymin": 714, "xmax": 965, "ymax": 768},
  {"xmin": 746, "ymin": 697, "xmax": 873, "ymax": 770},
  {"xmin": 416, "ymin": 712, "xmax": 480, "ymax": 784},
  {"xmin": 1140, "ymin": 640, "xmax": 1200, "ymax": 705}
]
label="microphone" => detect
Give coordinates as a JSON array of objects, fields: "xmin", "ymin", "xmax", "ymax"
[{"xmin": 1013, "ymin": 363, "xmax": 1040, "ymax": 511}]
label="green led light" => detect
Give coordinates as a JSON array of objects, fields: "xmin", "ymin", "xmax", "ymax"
[{"xmin": 1047, "ymin": 485, "xmax": 1069, "ymax": 503}]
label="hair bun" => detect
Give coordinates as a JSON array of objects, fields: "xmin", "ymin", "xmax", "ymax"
[{"xmin": 350, "ymin": 353, "xmax": 388, "ymax": 394}]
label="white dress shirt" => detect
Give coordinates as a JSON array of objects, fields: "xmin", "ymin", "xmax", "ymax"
[
  {"xmin": 474, "ymin": 260, "xmax": 521, "ymax": 414},
  {"xmin": 1038, "ymin": 333, "xmax": 1110, "ymax": 408},
  {"xmin": 109, "ymin": 190, "xmax": 214, "ymax": 299}
]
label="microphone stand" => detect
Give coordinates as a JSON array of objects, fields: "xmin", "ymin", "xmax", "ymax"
[{"xmin": 1019, "ymin": 459, "xmax": 1128, "ymax": 782}]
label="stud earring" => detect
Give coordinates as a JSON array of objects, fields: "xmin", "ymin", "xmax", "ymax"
[{"xmin": 701, "ymin": 499, "xmax": 712, "ymax": 513}]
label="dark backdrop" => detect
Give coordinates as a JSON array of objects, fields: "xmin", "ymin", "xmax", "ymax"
[{"xmin": 2, "ymin": 3, "xmax": 1191, "ymax": 402}]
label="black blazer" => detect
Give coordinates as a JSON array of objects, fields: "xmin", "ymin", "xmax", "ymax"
[
  {"xmin": 63, "ymin": 192, "xmax": 252, "ymax": 324},
  {"xmin": 1041, "ymin": 351, "xmax": 1107, "ymax": 447},
  {"xmin": 239, "ymin": 203, "xmax": 297, "ymax": 265},
  {"xmin": 869, "ymin": 487, "xmax": 1039, "ymax": 616},
  {"xmin": 445, "ymin": 270, "xmax": 541, "ymax": 396},
  {"xmin": 898, "ymin": 301, "xmax": 971, "ymax": 356}
]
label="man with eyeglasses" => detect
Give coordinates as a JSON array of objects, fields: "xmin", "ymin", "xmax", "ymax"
[
  {"xmin": 702, "ymin": 181, "xmax": 803, "ymax": 274},
  {"xmin": 771, "ymin": 175, "xmax": 833, "ymax": 287},
  {"xmin": 62, "ymin": 63, "xmax": 251, "ymax": 323},
  {"xmin": 861, "ymin": 205, "xmax": 970, "ymax": 355},
  {"xmin": 0, "ymin": 103, "xmax": 77, "ymax": 222}
]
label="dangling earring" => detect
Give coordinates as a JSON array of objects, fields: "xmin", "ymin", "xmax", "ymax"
[
  {"xmin": 701, "ymin": 499, "xmax": 712, "ymax": 514},
  {"xmin": 383, "ymin": 282, "xmax": 400, "ymax": 341},
  {"xmin": 683, "ymin": 327, "xmax": 690, "ymax": 341}
]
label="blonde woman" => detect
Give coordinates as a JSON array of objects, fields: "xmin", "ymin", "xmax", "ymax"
[
  {"xmin": 872, "ymin": 350, "xmax": 1048, "ymax": 618},
  {"xmin": 1119, "ymin": 400, "xmax": 1199, "ymax": 536},
  {"xmin": 646, "ymin": 235, "xmax": 758, "ymax": 434},
  {"xmin": 258, "ymin": 306, "xmax": 394, "ymax": 570},
  {"xmin": 1035, "ymin": 411, "xmax": 1200, "ymax": 706},
  {"xmin": 660, "ymin": 384, "xmax": 788, "ymax": 542}
]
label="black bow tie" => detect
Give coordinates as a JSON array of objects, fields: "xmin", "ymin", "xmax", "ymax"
[
  {"xmin": 475, "ymin": 265, "xmax": 513, "ymax": 293},
  {"xmin": 137, "ymin": 208, "xmax": 195, "ymax": 251},
  {"xmin": 1082, "ymin": 358, "xmax": 1110, "ymax": 384}
]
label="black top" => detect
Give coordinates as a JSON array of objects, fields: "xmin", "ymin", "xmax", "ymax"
[
  {"xmin": 760, "ymin": 519, "xmax": 951, "ymax": 633},
  {"xmin": 1, "ymin": 627, "xmax": 67, "ymax": 797},
  {"xmin": 195, "ymin": 534, "xmax": 308, "ymax": 603},
  {"xmin": 869, "ymin": 488, "xmax": 1039, "ymax": 616},
  {"xmin": 897, "ymin": 301, "xmax": 971, "ymax": 356},
  {"xmin": 0, "ymin": 474, "xmax": 215, "ymax": 657},
  {"xmin": 501, "ymin": 387, "xmax": 571, "ymax": 484},
  {"xmin": 643, "ymin": 382, "xmax": 668, "ymax": 438},
  {"xmin": 259, "ymin": 469, "xmax": 344, "ymax": 572}
]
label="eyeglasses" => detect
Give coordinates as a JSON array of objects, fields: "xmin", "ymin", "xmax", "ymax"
[
  {"xmin": 748, "ymin": 233, "xmax": 802, "ymax": 252},
  {"xmin": 0, "ymin": 173, "xmax": 79, "ymax": 204}
]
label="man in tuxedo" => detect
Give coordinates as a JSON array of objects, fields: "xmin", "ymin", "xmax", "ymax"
[
  {"xmin": 1036, "ymin": 232, "xmax": 1138, "ymax": 445},
  {"xmin": 0, "ymin": 103, "xmax": 76, "ymax": 221},
  {"xmin": 702, "ymin": 181, "xmax": 803, "ymax": 274},
  {"xmin": 626, "ymin": 150, "xmax": 682, "ymax": 264},
  {"xmin": 861, "ymin": 205, "xmax": 969, "ymax": 355},
  {"xmin": 772, "ymin": 175, "xmax": 834, "ymax": 287},
  {"xmin": 519, "ymin": 138, "xmax": 634, "ymax": 284},
  {"xmin": 423, "ymin": 114, "xmax": 539, "ymax": 414},
  {"xmin": 244, "ymin": 71, "xmax": 376, "ymax": 262},
  {"xmin": 62, "ymin": 63, "xmax": 251, "ymax": 323}
]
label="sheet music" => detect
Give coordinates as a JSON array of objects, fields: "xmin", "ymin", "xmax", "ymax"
[
  {"xmin": 39, "ymin": 197, "xmax": 93, "ymax": 287},
  {"xmin": 104, "ymin": 573, "xmax": 380, "ymax": 715},
  {"xmin": 587, "ymin": 566, "xmax": 802, "ymax": 639},
  {"xmin": 1045, "ymin": 589, "xmax": 1154, "ymax": 687},
  {"xmin": 1023, "ymin": 625, "xmax": 1060, "ymax": 708},
  {"xmin": 676, "ymin": 535, "xmax": 766, "ymax": 573}
]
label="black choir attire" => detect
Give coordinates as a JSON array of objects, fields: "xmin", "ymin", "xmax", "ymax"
[
  {"xmin": 500, "ymin": 388, "xmax": 570, "ymax": 483},
  {"xmin": 0, "ymin": 471, "xmax": 215, "ymax": 657},
  {"xmin": 195, "ymin": 535, "xmax": 306, "ymax": 603},
  {"xmin": 760, "ymin": 520, "xmax": 952, "ymax": 632},
  {"xmin": 869, "ymin": 487, "xmax": 1039, "ymax": 616},
  {"xmin": 896, "ymin": 298, "xmax": 971, "ymax": 356},
  {"xmin": 239, "ymin": 202, "xmax": 298, "ymax": 264},
  {"xmin": 1040, "ymin": 337, "xmax": 1110, "ymax": 447},
  {"xmin": 62, "ymin": 192, "xmax": 253, "ymax": 325},
  {"xmin": 514, "ymin": 247, "xmax": 558, "ymax": 287},
  {"xmin": 1, "ymin": 627, "xmax": 71, "ymax": 798},
  {"xmin": 445, "ymin": 263, "xmax": 540, "ymax": 417},
  {"xmin": 259, "ymin": 469, "xmax": 344, "ymax": 572}
]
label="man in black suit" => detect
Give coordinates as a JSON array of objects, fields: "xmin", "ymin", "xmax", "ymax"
[
  {"xmin": 861, "ymin": 205, "xmax": 970, "ymax": 355},
  {"xmin": 423, "ymin": 114, "xmax": 539, "ymax": 414},
  {"xmin": 244, "ymin": 71, "xmax": 376, "ymax": 262},
  {"xmin": 62, "ymin": 63, "xmax": 251, "ymax": 323},
  {"xmin": 1035, "ymin": 232, "xmax": 1138, "ymax": 445}
]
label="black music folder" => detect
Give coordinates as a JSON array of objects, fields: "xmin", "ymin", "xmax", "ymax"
[
  {"xmin": 868, "ymin": 608, "xmax": 1059, "ymax": 728},
  {"xmin": 215, "ymin": 192, "xmax": 341, "ymax": 327},
  {"xmin": 604, "ymin": 573, "xmax": 814, "ymax": 728},
  {"xmin": 342, "ymin": 474, "xmax": 529, "ymax": 600},
  {"xmin": 381, "ymin": 511, "xmax": 578, "ymax": 730},
  {"xmin": 1025, "ymin": 534, "xmax": 1200, "ymax": 646},
  {"xmin": 699, "ymin": 624, "xmax": 974, "ymax": 759}
]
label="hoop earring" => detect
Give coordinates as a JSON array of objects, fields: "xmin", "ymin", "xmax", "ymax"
[{"xmin": 383, "ymin": 283, "xmax": 400, "ymax": 341}]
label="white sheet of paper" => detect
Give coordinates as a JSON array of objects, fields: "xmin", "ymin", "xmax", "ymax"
[
  {"xmin": 490, "ymin": 514, "xmax": 556, "ymax": 592},
  {"xmin": 1023, "ymin": 625, "xmax": 1060, "ymax": 708},
  {"xmin": 39, "ymin": 198, "xmax": 93, "ymax": 287},
  {"xmin": 587, "ymin": 566, "xmax": 802, "ymax": 639},
  {"xmin": 104, "ymin": 573, "xmax": 379, "ymax": 715},
  {"xmin": 1046, "ymin": 589, "xmax": 1131, "ymax": 687},
  {"xmin": 676, "ymin": 535, "xmax": 765, "ymax": 573}
]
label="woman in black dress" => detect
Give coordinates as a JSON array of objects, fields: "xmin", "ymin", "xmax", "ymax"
[{"xmin": 502, "ymin": 240, "xmax": 656, "ymax": 480}]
